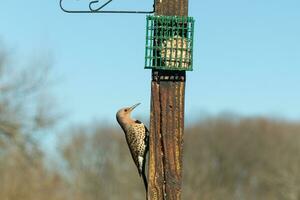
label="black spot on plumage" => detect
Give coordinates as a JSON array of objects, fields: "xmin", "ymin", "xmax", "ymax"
[{"xmin": 135, "ymin": 119, "xmax": 142, "ymax": 124}]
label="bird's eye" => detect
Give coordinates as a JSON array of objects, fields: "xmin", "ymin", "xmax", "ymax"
[{"xmin": 124, "ymin": 109, "xmax": 128, "ymax": 112}]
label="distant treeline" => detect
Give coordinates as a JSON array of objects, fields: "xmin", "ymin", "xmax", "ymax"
[{"xmin": 1, "ymin": 117, "xmax": 299, "ymax": 200}]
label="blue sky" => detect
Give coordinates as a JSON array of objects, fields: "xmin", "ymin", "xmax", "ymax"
[{"xmin": 0, "ymin": 0, "xmax": 299, "ymax": 127}]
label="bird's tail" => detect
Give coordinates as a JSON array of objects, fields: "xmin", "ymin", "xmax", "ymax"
[{"xmin": 141, "ymin": 171, "xmax": 148, "ymax": 192}]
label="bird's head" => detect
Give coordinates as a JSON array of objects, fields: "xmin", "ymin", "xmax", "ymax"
[{"xmin": 116, "ymin": 103, "xmax": 140, "ymax": 124}]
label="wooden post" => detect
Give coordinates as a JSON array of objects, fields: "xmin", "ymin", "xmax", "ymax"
[{"xmin": 148, "ymin": 1, "xmax": 188, "ymax": 199}]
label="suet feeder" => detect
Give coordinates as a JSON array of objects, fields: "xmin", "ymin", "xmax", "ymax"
[{"xmin": 145, "ymin": 15, "xmax": 195, "ymax": 71}]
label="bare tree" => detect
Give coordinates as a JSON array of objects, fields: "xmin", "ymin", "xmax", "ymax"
[
  {"xmin": 0, "ymin": 41, "xmax": 65, "ymax": 200},
  {"xmin": 0, "ymin": 42, "xmax": 58, "ymax": 149}
]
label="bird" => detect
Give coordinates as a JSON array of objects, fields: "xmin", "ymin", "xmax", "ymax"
[{"xmin": 116, "ymin": 103, "xmax": 149, "ymax": 191}]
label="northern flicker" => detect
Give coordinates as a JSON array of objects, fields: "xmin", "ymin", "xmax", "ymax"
[{"xmin": 116, "ymin": 103, "xmax": 149, "ymax": 191}]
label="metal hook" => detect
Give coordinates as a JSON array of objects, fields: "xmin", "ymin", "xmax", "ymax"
[
  {"xmin": 60, "ymin": 0, "xmax": 155, "ymax": 14},
  {"xmin": 89, "ymin": 0, "xmax": 112, "ymax": 12}
]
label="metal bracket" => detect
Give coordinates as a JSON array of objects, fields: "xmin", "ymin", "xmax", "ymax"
[{"xmin": 60, "ymin": 0, "xmax": 155, "ymax": 14}]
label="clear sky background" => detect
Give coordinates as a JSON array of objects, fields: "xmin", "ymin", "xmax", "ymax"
[{"xmin": 0, "ymin": 0, "xmax": 299, "ymax": 129}]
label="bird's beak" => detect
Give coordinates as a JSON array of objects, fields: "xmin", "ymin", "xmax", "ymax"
[{"xmin": 130, "ymin": 103, "xmax": 141, "ymax": 111}]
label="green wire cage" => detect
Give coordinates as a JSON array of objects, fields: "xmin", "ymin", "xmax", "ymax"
[{"xmin": 145, "ymin": 15, "xmax": 195, "ymax": 71}]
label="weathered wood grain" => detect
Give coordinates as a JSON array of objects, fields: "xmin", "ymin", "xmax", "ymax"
[{"xmin": 148, "ymin": 70, "xmax": 186, "ymax": 200}]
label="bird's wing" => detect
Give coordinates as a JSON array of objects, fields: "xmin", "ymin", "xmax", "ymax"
[
  {"xmin": 142, "ymin": 124, "xmax": 149, "ymax": 170},
  {"xmin": 126, "ymin": 123, "xmax": 148, "ymax": 175},
  {"xmin": 143, "ymin": 124, "xmax": 149, "ymax": 154},
  {"xmin": 136, "ymin": 120, "xmax": 149, "ymax": 150},
  {"xmin": 135, "ymin": 120, "xmax": 149, "ymax": 151}
]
